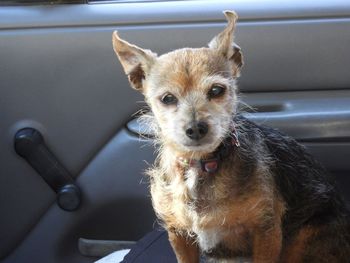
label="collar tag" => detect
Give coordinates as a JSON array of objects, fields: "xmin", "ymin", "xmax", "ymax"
[
  {"xmin": 177, "ymin": 127, "xmax": 239, "ymax": 174},
  {"xmin": 200, "ymin": 158, "xmax": 219, "ymax": 174}
]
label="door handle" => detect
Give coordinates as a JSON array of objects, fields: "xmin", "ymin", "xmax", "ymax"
[{"xmin": 14, "ymin": 128, "xmax": 81, "ymax": 211}]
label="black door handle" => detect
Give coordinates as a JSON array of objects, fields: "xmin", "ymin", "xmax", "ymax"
[{"xmin": 14, "ymin": 128, "xmax": 81, "ymax": 211}]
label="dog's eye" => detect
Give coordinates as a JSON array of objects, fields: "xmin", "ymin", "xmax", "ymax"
[
  {"xmin": 161, "ymin": 93, "xmax": 178, "ymax": 105},
  {"xmin": 208, "ymin": 85, "xmax": 226, "ymax": 99}
]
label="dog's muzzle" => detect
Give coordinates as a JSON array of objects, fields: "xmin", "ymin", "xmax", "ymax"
[
  {"xmin": 185, "ymin": 121, "xmax": 209, "ymax": 141},
  {"xmin": 177, "ymin": 128, "xmax": 240, "ymax": 174}
]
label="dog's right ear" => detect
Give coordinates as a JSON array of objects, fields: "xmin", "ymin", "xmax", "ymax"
[{"xmin": 112, "ymin": 31, "xmax": 157, "ymax": 92}]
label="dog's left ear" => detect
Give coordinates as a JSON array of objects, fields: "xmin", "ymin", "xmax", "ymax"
[
  {"xmin": 209, "ymin": 11, "xmax": 244, "ymax": 77},
  {"xmin": 112, "ymin": 31, "xmax": 157, "ymax": 92}
]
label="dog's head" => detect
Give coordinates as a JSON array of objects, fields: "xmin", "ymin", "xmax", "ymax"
[{"xmin": 113, "ymin": 11, "xmax": 243, "ymax": 155}]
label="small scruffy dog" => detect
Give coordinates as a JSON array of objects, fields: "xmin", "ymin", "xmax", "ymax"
[{"xmin": 112, "ymin": 11, "xmax": 350, "ymax": 263}]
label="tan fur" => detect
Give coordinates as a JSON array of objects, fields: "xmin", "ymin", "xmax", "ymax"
[
  {"xmin": 113, "ymin": 10, "xmax": 285, "ymax": 263},
  {"xmin": 148, "ymin": 142, "xmax": 285, "ymax": 262},
  {"xmin": 168, "ymin": 231, "xmax": 199, "ymax": 263},
  {"xmin": 281, "ymin": 226, "xmax": 318, "ymax": 263}
]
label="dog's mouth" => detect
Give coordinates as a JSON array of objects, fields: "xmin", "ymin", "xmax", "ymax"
[
  {"xmin": 183, "ymin": 140, "xmax": 210, "ymax": 147},
  {"xmin": 183, "ymin": 143, "xmax": 207, "ymax": 150},
  {"xmin": 167, "ymin": 122, "xmax": 229, "ymax": 154},
  {"xmin": 180, "ymin": 137, "xmax": 220, "ymax": 153}
]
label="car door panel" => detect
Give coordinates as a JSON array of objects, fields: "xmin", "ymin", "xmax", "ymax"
[
  {"xmin": 3, "ymin": 129, "xmax": 155, "ymax": 263},
  {"xmin": 1, "ymin": 1, "xmax": 349, "ymax": 262}
]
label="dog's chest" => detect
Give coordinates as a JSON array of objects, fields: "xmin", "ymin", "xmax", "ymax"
[
  {"xmin": 184, "ymin": 170, "xmax": 253, "ymax": 254},
  {"xmin": 195, "ymin": 227, "xmax": 225, "ymax": 251},
  {"xmin": 184, "ymin": 167, "xmax": 216, "ymax": 200},
  {"xmin": 151, "ymin": 166, "xmax": 254, "ymax": 257},
  {"xmin": 185, "ymin": 169, "xmax": 225, "ymax": 249},
  {"xmin": 184, "ymin": 168, "xmax": 200, "ymax": 198}
]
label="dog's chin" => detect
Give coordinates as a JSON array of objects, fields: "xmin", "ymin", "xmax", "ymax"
[{"xmin": 178, "ymin": 139, "xmax": 221, "ymax": 154}]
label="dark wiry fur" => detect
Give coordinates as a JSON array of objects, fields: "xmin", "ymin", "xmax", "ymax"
[{"xmin": 231, "ymin": 115, "xmax": 350, "ymax": 261}]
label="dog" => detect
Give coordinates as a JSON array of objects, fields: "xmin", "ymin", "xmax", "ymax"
[{"xmin": 112, "ymin": 11, "xmax": 350, "ymax": 263}]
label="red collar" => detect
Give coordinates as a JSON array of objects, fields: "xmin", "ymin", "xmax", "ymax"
[{"xmin": 177, "ymin": 128, "xmax": 240, "ymax": 174}]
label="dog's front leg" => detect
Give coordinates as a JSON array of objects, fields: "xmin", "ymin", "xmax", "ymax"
[
  {"xmin": 252, "ymin": 225, "xmax": 282, "ymax": 263},
  {"xmin": 168, "ymin": 230, "xmax": 199, "ymax": 263}
]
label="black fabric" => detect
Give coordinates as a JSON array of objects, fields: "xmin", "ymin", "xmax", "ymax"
[{"xmin": 121, "ymin": 230, "xmax": 177, "ymax": 263}]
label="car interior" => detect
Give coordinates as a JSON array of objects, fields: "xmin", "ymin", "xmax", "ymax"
[{"xmin": 1, "ymin": 0, "xmax": 350, "ymax": 262}]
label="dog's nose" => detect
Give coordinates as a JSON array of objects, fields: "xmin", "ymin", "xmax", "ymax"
[{"xmin": 185, "ymin": 121, "xmax": 208, "ymax": 140}]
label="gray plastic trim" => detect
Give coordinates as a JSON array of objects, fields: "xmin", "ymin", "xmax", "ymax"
[
  {"xmin": 1, "ymin": 5, "xmax": 350, "ymax": 93},
  {"xmin": 1, "ymin": 0, "xmax": 350, "ymax": 29},
  {"xmin": 242, "ymin": 90, "xmax": 350, "ymax": 142}
]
